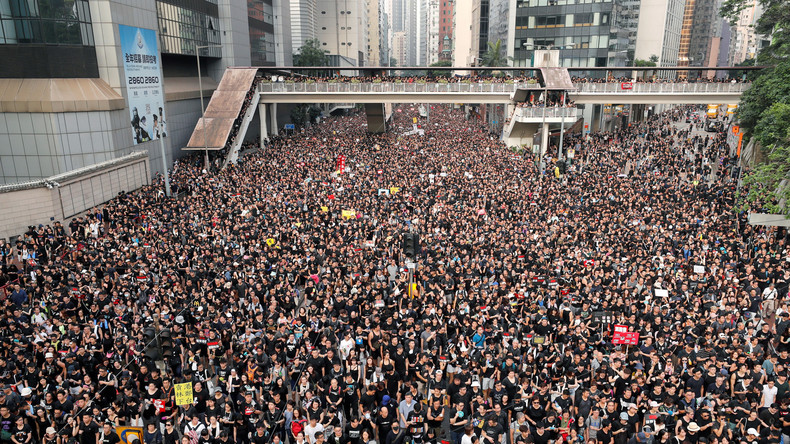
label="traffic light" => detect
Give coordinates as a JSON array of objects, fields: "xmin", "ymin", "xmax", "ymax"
[
  {"xmin": 143, "ymin": 327, "xmax": 161, "ymax": 361},
  {"xmin": 403, "ymin": 233, "xmax": 419, "ymax": 258},
  {"xmin": 160, "ymin": 328, "xmax": 173, "ymax": 360}
]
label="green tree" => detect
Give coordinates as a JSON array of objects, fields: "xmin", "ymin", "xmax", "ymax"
[
  {"xmin": 429, "ymin": 60, "xmax": 453, "ymax": 77},
  {"xmin": 294, "ymin": 38, "xmax": 329, "ymax": 67},
  {"xmin": 480, "ymin": 39, "xmax": 513, "ymax": 67},
  {"xmin": 723, "ymin": 0, "xmax": 790, "ymax": 217},
  {"xmin": 633, "ymin": 58, "xmax": 657, "ymax": 67},
  {"xmin": 720, "ymin": 0, "xmax": 788, "ymax": 65}
]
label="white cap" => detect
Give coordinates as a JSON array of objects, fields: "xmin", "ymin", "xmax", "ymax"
[{"xmin": 747, "ymin": 428, "xmax": 759, "ymax": 436}]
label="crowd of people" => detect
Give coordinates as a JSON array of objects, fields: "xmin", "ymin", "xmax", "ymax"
[
  {"xmin": 265, "ymin": 74, "xmax": 750, "ymax": 85},
  {"xmin": 0, "ymin": 102, "xmax": 788, "ymax": 444},
  {"xmin": 224, "ymin": 77, "xmax": 265, "ymax": 154}
]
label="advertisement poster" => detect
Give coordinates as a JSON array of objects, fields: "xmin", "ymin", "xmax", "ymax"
[{"xmin": 119, "ymin": 25, "xmax": 166, "ymax": 145}]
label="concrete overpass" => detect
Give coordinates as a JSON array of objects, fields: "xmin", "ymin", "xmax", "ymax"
[
  {"xmin": 183, "ymin": 66, "xmax": 756, "ymax": 168},
  {"xmin": 257, "ymin": 81, "xmax": 748, "ymax": 105}
]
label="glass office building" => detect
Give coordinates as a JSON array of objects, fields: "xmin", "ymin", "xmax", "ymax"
[
  {"xmin": 0, "ymin": 0, "xmax": 252, "ymax": 185},
  {"xmin": 511, "ymin": 0, "xmax": 629, "ymax": 68},
  {"xmin": 0, "ymin": 0, "xmax": 97, "ymax": 78}
]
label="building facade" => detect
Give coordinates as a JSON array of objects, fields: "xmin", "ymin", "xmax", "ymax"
[
  {"xmin": 367, "ymin": 0, "xmax": 382, "ymax": 65},
  {"xmin": 509, "ymin": 0, "xmax": 629, "ymax": 68},
  {"xmin": 290, "ymin": 0, "xmax": 318, "ymax": 53},
  {"xmin": 438, "ymin": 0, "xmax": 454, "ymax": 60},
  {"xmin": 316, "ymin": 0, "xmax": 369, "ymax": 66},
  {"xmin": 0, "ymin": 0, "xmax": 252, "ymax": 185},
  {"xmin": 634, "ymin": 0, "xmax": 685, "ymax": 67},
  {"xmin": 727, "ymin": 0, "xmax": 764, "ymax": 65}
]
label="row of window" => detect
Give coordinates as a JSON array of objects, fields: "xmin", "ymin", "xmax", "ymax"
[
  {"xmin": 0, "ymin": 0, "xmax": 93, "ymax": 45},
  {"xmin": 515, "ymin": 12, "xmax": 610, "ymax": 28},
  {"xmin": 156, "ymin": 1, "xmax": 221, "ymax": 56},
  {"xmin": 0, "ymin": 17, "xmax": 92, "ymax": 45}
]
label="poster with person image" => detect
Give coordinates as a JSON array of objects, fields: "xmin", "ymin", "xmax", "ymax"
[{"xmin": 120, "ymin": 25, "xmax": 166, "ymax": 145}]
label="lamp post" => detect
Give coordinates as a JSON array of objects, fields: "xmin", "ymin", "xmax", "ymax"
[{"xmin": 196, "ymin": 44, "xmax": 222, "ymax": 172}]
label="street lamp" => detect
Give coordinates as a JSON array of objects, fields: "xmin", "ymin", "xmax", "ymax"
[{"xmin": 196, "ymin": 44, "xmax": 222, "ymax": 171}]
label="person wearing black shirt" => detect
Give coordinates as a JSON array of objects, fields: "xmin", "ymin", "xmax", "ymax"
[
  {"xmin": 375, "ymin": 407, "xmax": 396, "ymax": 444},
  {"xmin": 482, "ymin": 416, "xmax": 504, "ymax": 444},
  {"xmin": 406, "ymin": 402, "xmax": 426, "ymax": 443},
  {"xmin": 597, "ymin": 421, "xmax": 613, "ymax": 444},
  {"xmin": 427, "ymin": 398, "xmax": 445, "ymax": 438},
  {"xmin": 385, "ymin": 423, "xmax": 406, "ymax": 444},
  {"xmin": 345, "ymin": 417, "xmax": 363, "ymax": 444},
  {"xmin": 263, "ymin": 402, "xmax": 284, "ymax": 440},
  {"xmin": 328, "ymin": 426, "xmax": 347, "ymax": 444},
  {"xmin": 73, "ymin": 414, "xmax": 99, "ymax": 444},
  {"xmin": 532, "ymin": 424, "xmax": 550, "ymax": 444},
  {"xmin": 10, "ymin": 417, "xmax": 31, "ymax": 444},
  {"xmin": 251, "ymin": 425, "xmax": 268, "ymax": 444},
  {"xmin": 162, "ymin": 423, "xmax": 179, "ymax": 444}
]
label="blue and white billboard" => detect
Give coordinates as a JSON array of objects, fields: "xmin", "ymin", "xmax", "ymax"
[{"xmin": 120, "ymin": 25, "xmax": 166, "ymax": 144}]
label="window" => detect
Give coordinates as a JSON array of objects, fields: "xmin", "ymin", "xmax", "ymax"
[
  {"xmin": 535, "ymin": 15, "xmax": 563, "ymax": 27},
  {"xmin": 575, "ymin": 13, "xmax": 593, "ymax": 25}
]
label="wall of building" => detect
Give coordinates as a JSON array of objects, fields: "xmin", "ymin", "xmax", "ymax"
[
  {"xmin": 0, "ymin": 153, "xmax": 149, "ymax": 241},
  {"xmin": 453, "ymin": 0, "xmax": 477, "ymax": 68},
  {"xmin": 511, "ymin": 0, "xmax": 624, "ymax": 68},
  {"xmin": 0, "ymin": 108, "xmax": 133, "ymax": 184},
  {"xmin": 316, "ymin": 0, "xmax": 368, "ymax": 65},
  {"xmin": 635, "ymin": 0, "xmax": 683, "ymax": 67}
]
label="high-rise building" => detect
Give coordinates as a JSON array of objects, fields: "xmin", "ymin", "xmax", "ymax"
[
  {"xmin": 381, "ymin": 11, "xmax": 390, "ymax": 65},
  {"xmin": 487, "ymin": 0, "xmax": 510, "ymax": 55},
  {"xmin": 249, "ymin": 0, "xmax": 293, "ymax": 66},
  {"xmin": 678, "ymin": 0, "xmax": 724, "ymax": 76},
  {"xmin": 727, "ymin": 0, "xmax": 764, "ymax": 65},
  {"xmin": 290, "ymin": 0, "xmax": 318, "ymax": 53},
  {"xmin": 367, "ymin": 0, "xmax": 382, "ymax": 65},
  {"xmin": 427, "ymin": 0, "xmax": 441, "ymax": 64},
  {"xmin": 392, "ymin": 30, "xmax": 407, "ymax": 66},
  {"xmin": 438, "ymin": 0, "xmax": 454, "ymax": 61},
  {"xmin": 634, "ymin": 0, "xmax": 685, "ymax": 67},
  {"xmin": 0, "ymin": 0, "xmax": 252, "ymax": 184},
  {"xmin": 508, "ymin": 0, "xmax": 629, "ymax": 68},
  {"xmin": 316, "ymin": 0, "xmax": 369, "ymax": 66},
  {"xmin": 454, "ymin": 0, "xmax": 479, "ymax": 67}
]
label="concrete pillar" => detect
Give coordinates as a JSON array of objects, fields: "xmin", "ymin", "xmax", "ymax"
[
  {"xmin": 270, "ymin": 103, "xmax": 279, "ymax": 136},
  {"xmin": 259, "ymin": 104, "xmax": 268, "ymax": 140},
  {"xmin": 541, "ymin": 122, "xmax": 550, "ymax": 158}
]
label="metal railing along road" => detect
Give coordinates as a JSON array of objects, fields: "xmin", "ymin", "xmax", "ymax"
[
  {"xmin": 573, "ymin": 82, "xmax": 749, "ymax": 94},
  {"xmin": 258, "ymin": 81, "xmax": 749, "ymax": 95},
  {"xmin": 260, "ymin": 82, "xmax": 523, "ymax": 94},
  {"xmin": 512, "ymin": 106, "xmax": 579, "ymax": 119}
]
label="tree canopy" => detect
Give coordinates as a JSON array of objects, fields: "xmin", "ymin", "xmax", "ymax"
[
  {"xmin": 725, "ymin": 0, "xmax": 790, "ymax": 216},
  {"xmin": 429, "ymin": 60, "xmax": 453, "ymax": 77},
  {"xmin": 294, "ymin": 39, "xmax": 329, "ymax": 67},
  {"xmin": 480, "ymin": 40, "xmax": 512, "ymax": 67}
]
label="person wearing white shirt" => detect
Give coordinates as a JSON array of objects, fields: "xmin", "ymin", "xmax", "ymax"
[{"xmin": 304, "ymin": 417, "xmax": 324, "ymax": 444}]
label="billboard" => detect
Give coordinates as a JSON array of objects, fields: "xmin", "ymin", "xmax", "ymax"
[{"xmin": 120, "ymin": 25, "xmax": 166, "ymax": 145}]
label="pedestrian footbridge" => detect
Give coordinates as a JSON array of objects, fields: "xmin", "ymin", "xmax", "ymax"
[
  {"xmin": 258, "ymin": 81, "xmax": 747, "ymax": 105},
  {"xmin": 182, "ymin": 66, "xmax": 749, "ymax": 168}
]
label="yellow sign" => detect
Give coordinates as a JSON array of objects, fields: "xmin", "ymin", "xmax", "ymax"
[
  {"xmin": 413, "ymin": 117, "xmax": 418, "ymax": 124},
  {"xmin": 408, "ymin": 283, "xmax": 419, "ymax": 299},
  {"xmin": 341, "ymin": 210, "xmax": 356, "ymax": 219},
  {"xmin": 390, "ymin": 187, "xmax": 400, "ymax": 195},
  {"xmin": 321, "ymin": 206, "xmax": 329, "ymax": 213},
  {"xmin": 115, "ymin": 427, "xmax": 144, "ymax": 444},
  {"xmin": 266, "ymin": 238, "xmax": 275, "ymax": 246},
  {"xmin": 174, "ymin": 382, "xmax": 193, "ymax": 406}
]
